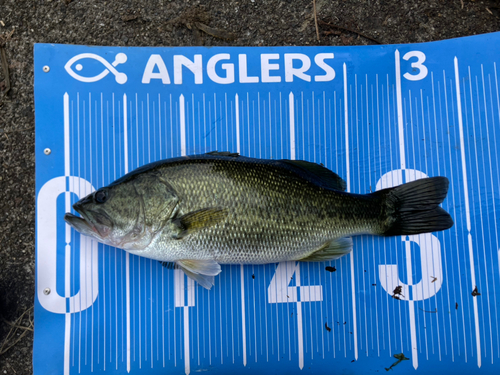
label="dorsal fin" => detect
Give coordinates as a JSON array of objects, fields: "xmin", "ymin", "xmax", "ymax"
[
  {"xmin": 206, "ymin": 151, "xmax": 240, "ymax": 157},
  {"xmin": 278, "ymin": 160, "xmax": 347, "ymax": 191}
]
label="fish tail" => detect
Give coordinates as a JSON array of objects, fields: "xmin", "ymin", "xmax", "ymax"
[{"xmin": 376, "ymin": 177, "xmax": 453, "ymax": 236}]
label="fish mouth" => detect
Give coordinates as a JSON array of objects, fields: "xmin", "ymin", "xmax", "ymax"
[
  {"xmin": 64, "ymin": 212, "xmax": 103, "ymax": 240},
  {"xmin": 64, "ymin": 204, "xmax": 112, "ymax": 240}
]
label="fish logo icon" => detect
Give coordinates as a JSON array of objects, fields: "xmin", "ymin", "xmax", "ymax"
[{"xmin": 64, "ymin": 53, "xmax": 128, "ymax": 84}]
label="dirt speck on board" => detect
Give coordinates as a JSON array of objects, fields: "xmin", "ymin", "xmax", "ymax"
[
  {"xmin": 471, "ymin": 286, "xmax": 481, "ymax": 297},
  {"xmin": 385, "ymin": 353, "xmax": 409, "ymax": 371},
  {"xmin": 392, "ymin": 285, "xmax": 404, "ymax": 300},
  {"xmin": 1, "ymin": 0, "xmax": 499, "ymax": 372}
]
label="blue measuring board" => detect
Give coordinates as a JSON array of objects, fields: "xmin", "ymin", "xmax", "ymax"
[{"xmin": 34, "ymin": 33, "xmax": 500, "ymax": 374}]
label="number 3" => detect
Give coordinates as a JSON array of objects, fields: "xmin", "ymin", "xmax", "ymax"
[{"xmin": 403, "ymin": 51, "xmax": 428, "ymax": 81}]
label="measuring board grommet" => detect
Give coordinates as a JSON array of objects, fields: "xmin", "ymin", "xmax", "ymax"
[
  {"xmin": 43, "ymin": 288, "xmax": 51, "ymax": 295},
  {"xmin": 43, "ymin": 65, "xmax": 50, "ymax": 73},
  {"xmin": 43, "ymin": 148, "xmax": 51, "ymax": 155}
]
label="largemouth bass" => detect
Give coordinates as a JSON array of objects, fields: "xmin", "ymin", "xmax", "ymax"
[{"xmin": 64, "ymin": 152, "xmax": 453, "ymax": 289}]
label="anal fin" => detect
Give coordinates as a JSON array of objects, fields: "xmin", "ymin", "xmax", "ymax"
[{"xmin": 299, "ymin": 237, "xmax": 353, "ymax": 262}]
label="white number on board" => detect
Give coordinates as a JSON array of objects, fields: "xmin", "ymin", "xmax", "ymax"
[
  {"xmin": 37, "ymin": 176, "xmax": 99, "ymax": 314},
  {"xmin": 403, "ymin": 51, "xmax": 428, "ymax": 81},
  {"xmin": 376, "ymin": 169, "xmax": 443, "ymax": 301},
  {"xmin": 268, "ymin": 261, "xmax": 322, "ymax": 303}
]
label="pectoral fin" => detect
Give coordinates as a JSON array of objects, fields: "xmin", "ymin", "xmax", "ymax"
[
  {"xmin": 176, "ymin": 259, "xmax": 222, "ymax": 290},
  {"xmin": 171, "ymin": 207, "xmax": 228, "ymax": 239},
  {"xmin": 298, "ymin": 237, "xmax": 353, "ymax": 262}
]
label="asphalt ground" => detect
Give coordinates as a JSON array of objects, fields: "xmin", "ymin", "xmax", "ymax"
[{"xmin": 0, "ymin": 0, "xmax": 499, "ymax": 373}]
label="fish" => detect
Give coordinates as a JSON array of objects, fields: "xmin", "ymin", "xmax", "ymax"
[{"xmin": 64, "ymin": 152, "xmax": 453, "ymax": 290}]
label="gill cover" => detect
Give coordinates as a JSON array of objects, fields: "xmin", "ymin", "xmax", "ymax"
[{"xmin": 133, "ymin": 173, "xmax": 179, "ymax": 234}]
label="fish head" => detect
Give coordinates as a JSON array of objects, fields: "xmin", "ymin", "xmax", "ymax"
[
  {"xmin": 64, "ymin": 183, "xmax": 144, "ymax": 249},
  {"xmin": 64, "ymin": 173, "xmax": 179, "ymax": 251}
]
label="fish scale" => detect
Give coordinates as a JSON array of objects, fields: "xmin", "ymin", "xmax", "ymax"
[{"xmin": 147, "ymin": 156, "xmax": 375, "ymax": 264}]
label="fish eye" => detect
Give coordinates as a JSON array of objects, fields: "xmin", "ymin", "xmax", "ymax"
[{"xmin": 95, "ymin": 190, "xmax": 108, "ymax": 204}]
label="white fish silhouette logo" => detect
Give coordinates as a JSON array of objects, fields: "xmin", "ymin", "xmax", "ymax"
[{"xmin": 64, "ymin": 53, "xmax": 128, "ymax": 84}]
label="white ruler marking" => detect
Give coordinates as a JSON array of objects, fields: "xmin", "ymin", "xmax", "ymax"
[
  {"xmin": 344, "ymin": 69, "xmax": 351, "ymax": 189},
  {"xmin": 87, "ymin": 94, "xmax": 90, "ymax": 368},
  {"xmin": 184, "ymin": 307, "xmax": 190, "ymax": 375},
  {"xmin": 177, "ymin": 94, "xmax": 191, "ymax": 374},
  {"xmin": 289, "ymin": 92, "xmax": 295, "ymax": 160},
  {"xmin": 180, "ymin": 94, "xmax": 186, "ymax": 156},
  {"xmin": 471, "ymin": 71, "xmax": 491, "ymax": 364},
  {"xmin": 123, "ymin": 93, "xmax": 131, "ymax": 373},
  {"xmin": 123, "ymin": 94, "xmax": 129, "ymax": 171},
  {"xmin": 454, "ymin": 57, "xmax": 481, "ymax": 368},
  {"xmin": 288, "ymin": 91, "xmax": 304, "ymax": 369},
  {"xmin": 235, "ymin": 94, "xmax": 240, "ymax": 154},
  {"xmin": 344, "ymin": 63, "xmax": 358, "ymax": 360},
  {"xmin": 455, "ymin": 64, "xmax": 472, "ymax": 232},
  {"xmin": 395, "ymin": 49, "xmax": 418, "ymax": 369},
  {"xmin": 486, "ymin": 69, "xmax": 500, "ymax": 358},
  {"xmin": 395, "ymin": 50, "xmax": 406, "ymax": 170},
  {"xmin": 480, "ymin": 66, "xmax": 497, "ymax": 361},
  {"xmin": 296, "ymin": 264, "xmax": 304, "ymax": 370},
  {"xmin": 236, "ymin": 98, "xmax": 247, "ymax": 365},
  {"xmin": 495, "ymin": 63, "xmax": 500, "ymax": 286},
  {"xmin": 240, "ymin": 266, "xmax": 247, "ymax": 366},
  {"xmin": 406, "ymin": 239, "xmax": 419, "ymax": 369},
  {"xmin": 63, "ymin": 92, "xmax": 71, "ymax": 375}
]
